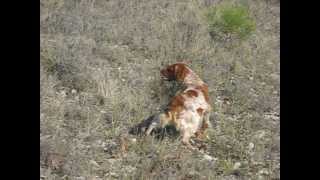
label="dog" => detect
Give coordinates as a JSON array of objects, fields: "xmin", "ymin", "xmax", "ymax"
[{"xmin": 144, "ymin": 63, "xmax": 212, "ymax": 149}]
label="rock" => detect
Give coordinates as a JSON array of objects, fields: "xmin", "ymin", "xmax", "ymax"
[
  {"xmin": 75, "ymin": 177, "xmax": 85, "ymax": 180},
  {"xmin": 130, "ymin": 138, "xmax": 137, "ymax": 143},
  {"xmin": 257, "ymin": 131, "xmax": 266, "ymax": 139},
  {"xmin": 107, "ymin": 158, "xmax": 120, "ymax": 164},
  {"xmin": 59, "ymin": 90, "xmax": 67, "ymax": 98},
  {"xmin": 257, "ymin": 175, "xmax": 263, "ymax": 180},
  {"xmin": 90, "ymin": 176, "xmax": 102, "ymax": 180},
  {"xmin": 107, "ymin": 172, "xmax": 119, "ymax": 178},
  {"xmin": 89, "ymin": 160, "xmax": 100, "ymax": 168},
  {"xmin": 203, "ymin": 154, "xmax": 213, "ymax": 161},
  {"xmin": 223, "ymin": 175, "xmax": 239, "ymax": 180},
  {"xmin": 253, "ymin": 130, "xmax": 266, "ymax": 139},
  {"xmin": 248, "ymin": 142, "xmax": 255, "ymax": 151},
  {"xmin": 202, "ymin": 154, "xmax": 217, "ymax": 162},
  {"xmin": 188, "ymin": 170, "xmax": 199, "ymax": 176},
  {"xmin": 124, "ymin": 165, "xmax": 136, "ymax": 173},
  {"xmin": 233, "ymin": 162, "xmax": 241, "ymax": 169},
  {"xmin": 258, "ymin": 169, "xmax": 269, "ymax": 175}
]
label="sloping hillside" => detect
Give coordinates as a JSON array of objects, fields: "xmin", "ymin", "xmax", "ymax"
[{"xmin": 40, "ymin": 0, "xmax": 279, "ymax": 179}]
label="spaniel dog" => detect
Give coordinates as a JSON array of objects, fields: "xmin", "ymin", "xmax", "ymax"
[{"xmin": 144, "ymin": 63, "xmax": 212, "ymax": 149}]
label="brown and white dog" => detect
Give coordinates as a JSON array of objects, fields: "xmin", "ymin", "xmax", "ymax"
[{"xmin": 145, "ymin": 63, "xmax": 212, "ymax": 149}]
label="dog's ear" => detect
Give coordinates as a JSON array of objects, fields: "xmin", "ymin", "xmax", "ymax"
[
  {"xmin": 160, "ymin": 64, "xmax": 176, "ymax": 81},
  {"xmin": 174, "ymin": 63, "xmax": 190, "ymax": 81}
]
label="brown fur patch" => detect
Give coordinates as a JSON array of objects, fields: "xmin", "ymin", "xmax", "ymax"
[
  {"xmin": 196, "ymin": 108, "xmax": 204, "ymax": 116},
  {"xmin": 186, "ymin": 89, "xmax": 198, "ymax": 97},
  {"xmin": 196, "ymin": 84, "xmax": 210, "ymax": 103},
  {"xmin": 167, "ymin": 94, "xmax": 185, "ymax": 122},
  {"xmin": 168, "ymin": 95, "xmax": 185, "ymax": 112},
  {"xmin": 202, "ymin": 121, "xmax": 209, "ymax": 129},
  {"xmin": 175, "ymin": 63, "xmax": 190, "ymax": 82}
]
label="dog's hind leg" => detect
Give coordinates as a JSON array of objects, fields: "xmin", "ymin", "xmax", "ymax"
[{"xmin": 195, "ymin": 110, "xmax": 211, "ymax": 141}]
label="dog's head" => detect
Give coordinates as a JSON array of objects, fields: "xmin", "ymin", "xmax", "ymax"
[{"xmin": 160, "ymin": 63, "xmax": 190, "ymax": 82}]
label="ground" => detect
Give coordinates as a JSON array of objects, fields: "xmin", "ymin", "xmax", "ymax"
[{"xmin": 40, "ymin": 0, "xmax": 280, "ymax": 179}]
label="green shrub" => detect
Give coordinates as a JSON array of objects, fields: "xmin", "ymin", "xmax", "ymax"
[{"xmin": 206, "ymin": 4, "xmax": 256, "ymax": 40}]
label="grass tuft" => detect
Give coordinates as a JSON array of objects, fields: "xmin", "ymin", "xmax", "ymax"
[{"xmin": 206, "ymin": 3, "xmax": 256, "ymax": 40}]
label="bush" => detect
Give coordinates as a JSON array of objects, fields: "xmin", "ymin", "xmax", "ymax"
[{"xmin": 206, "ymin": 3, "xmax": 256, "ymax": 40}]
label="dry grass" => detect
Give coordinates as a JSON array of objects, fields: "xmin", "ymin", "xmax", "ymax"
[{"xmin": 40, "ymin": 0, "xmax": 279, "ymax": 179}]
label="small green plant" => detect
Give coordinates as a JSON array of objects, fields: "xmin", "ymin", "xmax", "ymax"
[{"xmin": 206, "ymin": 3, "xmax": 256, "ymax": 40}]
